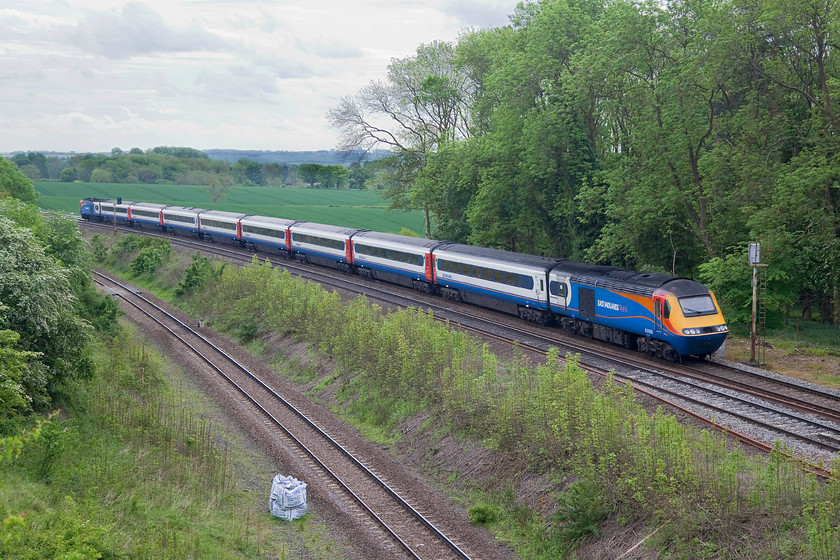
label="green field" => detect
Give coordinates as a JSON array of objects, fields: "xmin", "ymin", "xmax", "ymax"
[{"xmin": 34, "ymin": 181, "xmax": 426, "ymax": 234}]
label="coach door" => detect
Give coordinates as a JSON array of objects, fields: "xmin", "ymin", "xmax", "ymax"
[
  {"xmin": 653, "ymin": 294, "xmax": 666, "ymax": 335},
  {"xmin": 424, "ymin": 253, "xmax": 434, "ymax": 282},
  {"xmin": 549, "ymin": 274, "xmax": 571, "ymax": 310}
]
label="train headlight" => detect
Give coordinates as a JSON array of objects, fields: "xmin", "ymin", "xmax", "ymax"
[
  {"xmin": 714, "ymin": 324, "xmax": 729, "ymax": 332},
  {"xmin": 682, "ymin": 328, "xmax": 700, "ymax": 335}
]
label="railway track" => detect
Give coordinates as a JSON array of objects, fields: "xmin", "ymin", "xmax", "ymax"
[
  {"xmin": 83, "ymin": 220, "xmax": 840, "ymax": 474},
  {"xmin": 93, "ymin": 270, "xmax": 479, "ymax": 560}
]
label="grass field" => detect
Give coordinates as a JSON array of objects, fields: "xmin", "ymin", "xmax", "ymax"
[{"xmin": 34, "ymin": 181, "xmax": 427, "ymax": 234}]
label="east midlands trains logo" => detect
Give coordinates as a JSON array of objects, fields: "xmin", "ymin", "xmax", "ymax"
[{"xmin": 597, "ymin": 299, "xmax": 628, "ymax": 313}]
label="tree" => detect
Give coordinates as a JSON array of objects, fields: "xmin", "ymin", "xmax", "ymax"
[
  {"xmin": 0, "ymin": 215, "xmax": 91, "ymax": 408},
  {"xmin": 0, "ymin": 324, "xmax": 39, "ymax": 417},
  {"xmin": 232, "ymin": 159, "xmax": 265, "ymax": 186},
  {"xmin": 298, "ymin": 163, "xmax": 322, "ymax": 187},
  {"xmin": 0, "ymin": 157, "xmax": 38, "ymax": 204},
  {"xmin": 318, "ymin": 165, "xmax": 348, "ymax": 189},
  {"xmin": 347, "ymin": 162, "xmax": 373, "ymax": 189},
  {"xmin": 328, "ymin": 40, "xmax": 475, "ymax": 237},
  {"xmin": 207, "ymin": 173, "xmax": 234, "ymax": 203}
]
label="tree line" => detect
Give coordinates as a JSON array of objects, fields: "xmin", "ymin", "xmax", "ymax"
[
  {"xmin": 329, "ymin": 0, "xmax": 840, "ymax": 327},
  {"xmin": 9, "ymin": 146, "xmax": 380, "ymax": 190}
]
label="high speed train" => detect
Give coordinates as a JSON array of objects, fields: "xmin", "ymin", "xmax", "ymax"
[{"xmin": 80, "ymin": 197, "xmax": 728, "ymax": 360}]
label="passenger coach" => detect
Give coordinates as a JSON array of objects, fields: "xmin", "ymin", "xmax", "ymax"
[
  {"xmin": 239, "ymin": 215, "xmax": 299, "ymax": 257},
  {"xmin": 162, "ymin": 206, "xmax": 205, "ymax": 237},
  {"xmin": 128, "ymin": 202, "xmax": 167, "ymax": 229},
  {"xmin": 432, "ymin": 244, "xmax": 561, "ymax": 324},
  {"xmin": 199, "ymin": 210, "xmax": 247, "ymax": 245},
  {"xmin": 289, "ymin": 222, "xmax": 362, "ymax": 272},
  {"xmin": 352, "ymin": 231, "xmax": 441, "ymax": 293}
]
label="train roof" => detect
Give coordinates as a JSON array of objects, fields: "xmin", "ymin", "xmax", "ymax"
[
  {"xmin": 129, "ymin": 202, "xmax": 168, "ymax": 210},
  {"xmin": 199, "ymin": 210, "xmax": 249, "ymax": 220},
  {"xmin": 433, "ymin": 243, "xmax": 564, "ymax": 272},
  {"xmin": 554, "ymin": 261, "xmax": 708, "ymax": 297},
  {"xmin": 240, "ymin": 215, "xmax": 299, "ymax": 227},
  {"xmin": 351, "ymin": 231, "xmax": 443, "ymax": 251},
  {"xmin": 163, "ymin": 206, "xmax": 208, "ymax": 214},
  {"xmin": 291, "ymin": 222, "xmax": 364, "ymax": 237}
]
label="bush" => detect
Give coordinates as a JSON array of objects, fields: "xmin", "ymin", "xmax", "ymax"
[
  {"xmin": 129, "ymin": 238, "xmax": 171, "ymax": 276},
  {"xmin": 469, "ymin": 504, "xmax": 499, "ymax": 526},
  {"xmin": 175, "ymin": 252, "xmax": 221, "ymax": 296}
]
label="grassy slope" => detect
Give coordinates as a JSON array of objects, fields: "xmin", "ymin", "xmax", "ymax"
[
  {"xmin": 34, "ymin": 181, "xmax": 427, "ymax": 234},
  {"xmin": 1, "ymin": 323, "xmax": 341, "ymax": 559}
]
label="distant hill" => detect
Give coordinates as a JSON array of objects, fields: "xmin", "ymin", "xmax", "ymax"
[
  {"xmin": 1, "ymin": 149, "xmax": 392, "ymax": 166},
  {"xmin": 202, "ymin": 149, "xmax": 391, "ymax": 165}
]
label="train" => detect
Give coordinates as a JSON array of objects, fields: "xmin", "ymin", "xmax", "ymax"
[{"xmin": 80, "ymin": 197, "xmax": 728, "ymax": 360}]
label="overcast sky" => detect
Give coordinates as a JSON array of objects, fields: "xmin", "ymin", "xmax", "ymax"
[{"xmin": 1, "ymin": 0, "xmax": 518, "ymax": 154}]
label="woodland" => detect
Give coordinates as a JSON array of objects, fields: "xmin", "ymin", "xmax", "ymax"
[{"xmin": 329, "ymin": 0, "xmax": 840, "ymax": 327}]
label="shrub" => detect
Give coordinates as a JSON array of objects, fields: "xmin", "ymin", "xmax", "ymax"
[
  {"xmin": 175, "ymin": 252, "xmax": 220, "ymax": 296},
  {"xmin": 129, "ymin": 238, "xmax": 171, "ymax": 276},
  {"xmin": 469, "ymin": 504, "xmax": 499, "ymax": 526}
]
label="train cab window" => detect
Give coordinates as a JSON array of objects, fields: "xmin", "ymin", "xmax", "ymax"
[
  {"xmin": 664, "ymin": 301, "xmax": 671, "ymax": 319},
  {"xmin": 678, "ymin": 295, "xmax": 717, "ymax": 317}
]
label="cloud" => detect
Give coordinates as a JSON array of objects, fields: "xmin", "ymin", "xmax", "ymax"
[
  {"xmin": 302, "ymin": 39, "xmax": 364, "ymax": 60},
  {"xmin": 0, "ymin": 0, "xmax": 522, "ymax": 152},
  {"xmin": 440, "ymin": 0, "xmax": 514, "ymax": 29},
  {"xmin": 61, "ymin": 2, "xmax": 228, "ymax": 59},
  {"xmin": 194, "ymin": 64, "xmax": 279, "ymax": 102}
]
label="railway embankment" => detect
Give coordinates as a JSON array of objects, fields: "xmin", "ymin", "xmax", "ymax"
[{"xmin": 89, "ymin": 230, "xmax": 840, "ymax": 559}]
